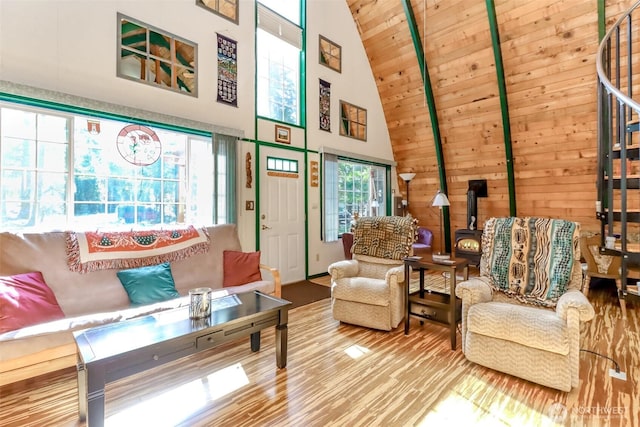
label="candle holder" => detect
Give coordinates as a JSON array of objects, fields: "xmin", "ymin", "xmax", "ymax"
[{"xmin": 189, "ymin": 287, "xmax": 212, "ymax": 319}]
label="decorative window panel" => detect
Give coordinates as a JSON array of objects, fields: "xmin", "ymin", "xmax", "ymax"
[
  {"xmin": 118, "ymin": 14, "xmax": 197, "ymax": 97},
  {"xmin": 197, "ymin": 0, "xmax": 238, "ymax": 24},
  {"xmin": 319, "ymin": 35, "xmax": 341, "ymax": 73},
  {"xmin": 339, "ymin": 101, "xmax": 367, "ymax": 141}
]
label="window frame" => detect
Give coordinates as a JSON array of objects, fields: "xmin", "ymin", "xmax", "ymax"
[
  {"xmin": 0, "ymin": 101, "xmax": 236, "ymax": 231},
  {"xmin": 256, "ymin": 2, "xmax": 304, "ymax": 127},
  {"xmin": 339, "ymin": 100, "xmax": 367, "ymax": 141},
  {"xmin": 117, "ymin": 13, "xmax": 198, "ymax": 97},
  {"xmin": 319, "ymin": 35, "xmax": 342, "ymax": 73},
  {"xmin": 196, "ymin": 0, "xmax": 239, "ymax": 24},
  {"xmin": 322, "ymin": 152, "xmax": 390, "ymax": 242}
]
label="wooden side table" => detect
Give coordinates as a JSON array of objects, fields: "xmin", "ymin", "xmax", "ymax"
[{"xmin": 404, "ymin": 256, "xmax": 469, "ymax": 350}]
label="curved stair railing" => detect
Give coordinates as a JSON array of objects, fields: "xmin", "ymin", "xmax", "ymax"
[{"xmin": 596, "ymin": 0, "xmax": 640, "ymax": 302}]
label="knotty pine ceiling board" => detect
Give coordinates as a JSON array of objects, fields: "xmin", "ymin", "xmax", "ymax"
[
  {"xmin": 510, "ymin": 75, "xmax": 594, "ymax": 105},
  {"xmin": 348, "ymin": 0, "xmax": 640, "ymax": 237}
]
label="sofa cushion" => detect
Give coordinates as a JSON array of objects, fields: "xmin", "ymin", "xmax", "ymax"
[
  {"xmin": 117, "ymin": 263, "xmax": 180, "ymax": 306},
  {"xmin": 223, "ymin": 251, "xmax": 262, "ymax": 287},
  {"xmin": 467, "ymin": 301, "xmax": 569, "ymax": 355},
  {"xmin": 481, "ymin": 217, "xmax": 579, "ymax": 308},
  {"xmin": 0, "ymin": 272, "xmax": 65, "ymax": 333}
]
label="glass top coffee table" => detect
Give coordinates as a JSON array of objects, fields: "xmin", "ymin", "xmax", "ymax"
[{"xmin": 73, "ymin": 290, "xmax": 291, "ymax": 427}]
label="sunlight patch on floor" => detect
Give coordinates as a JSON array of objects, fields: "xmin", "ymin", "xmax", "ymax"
[
  {"xmin": 417, "ymin": 374, "xmax": 567, "ymax": 427},
  {"xmin": 344, "ymin": 344, "xmax": 371, "ymax": 359},
  {"xmin": 105, "ymin": 362, "xmax": 249, "ymax": 426}
]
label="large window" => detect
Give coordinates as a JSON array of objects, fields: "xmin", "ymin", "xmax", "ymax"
[
  {"xmin": 0, "ymin": 104, "xmax": 235, "ymax": 231},
  {"xmin": 256, "ymin": 2, "xmax": 303, "ymax": 126},
  {"xmin": 323, "ymin": 153, "xmax": 389, "ymax": 241}
]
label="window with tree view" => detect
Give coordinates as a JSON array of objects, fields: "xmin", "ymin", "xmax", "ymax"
[
  {"xmin": 323, "ymin": 153, "xmax": 388, "ymax": 241},
  {"xmin": 256, "ymin": 2, "xmax": 302, "ymax": 126},
  {"xmin": 0, "ymin": 104, "xmax": 234, "ymax": 231}
]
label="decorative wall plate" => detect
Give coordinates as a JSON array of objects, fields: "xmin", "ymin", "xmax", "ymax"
[{"xmin": 116, "ymin": 124, "xmax": 162, "ymax": 166}]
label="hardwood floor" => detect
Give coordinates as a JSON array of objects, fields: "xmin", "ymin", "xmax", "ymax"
[{"xmin": 0, "ymin": 283, "xmax": 637, "ymax": 426}]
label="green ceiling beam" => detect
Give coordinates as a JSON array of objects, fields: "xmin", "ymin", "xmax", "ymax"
[
  {"xmin": 401, "ymin": 0, "xmax": 450, "ymax": 253},
  {"xmin": 598, "ymin": 0, "xmax": 606, "ymax": 41},
  {"xmin": 486, "ymin": 0, "xmax": 516, "ymax": 216}
]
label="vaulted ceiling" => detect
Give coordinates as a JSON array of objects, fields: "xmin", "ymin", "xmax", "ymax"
[{"xmin": 346, "ymin": 0, "xmax": 624, "ymax": 252}]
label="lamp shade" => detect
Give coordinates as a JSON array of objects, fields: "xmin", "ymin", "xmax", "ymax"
[
  {"xmin": 399, "ymin": 172, "xmax": 416, "ymax": 182},
  {"xmin": 432, "ymin": 190, "xmax": 450, "ymax": 207}
]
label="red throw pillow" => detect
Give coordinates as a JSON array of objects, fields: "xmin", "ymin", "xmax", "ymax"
[
  {"xmin": 0, "ymin": 272, "xmax": 65, "ymax": 334},
  {"xmin": 223, "ymin": 251, "xmax": 263, "ymax": 287}
]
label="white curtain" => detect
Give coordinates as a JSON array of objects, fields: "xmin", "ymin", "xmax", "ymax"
[
  {"xmin": 323, "ymin": 152, "xmax": 338, "ymax": 242},
  {"xmin": 213, "ymin": 134, "xmax": 237, "ymax": 224}
]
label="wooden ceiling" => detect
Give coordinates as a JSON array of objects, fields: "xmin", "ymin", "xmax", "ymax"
[{"xmin": 346, "ymin": 0, "xmax": 628, "ymax": 253}]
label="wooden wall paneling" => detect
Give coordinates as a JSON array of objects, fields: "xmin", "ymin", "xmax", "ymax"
[
  {"xmin": 422, "ymin": 0, "xmax": 508, "ymax": 235},
  {"xmin": 347, "ymin": 0, "xmax": 640, "ymax": 239},
  {"xmin": 485, "ymin": 0, "xmax": 517, "ymax": 217},
  {"xmin": 495, "ymin": 0, "xmax": 600, "ymax": 227},
  {"xmin": 398, "ymin": 0, "xmax": 452, "ymax": 249}
]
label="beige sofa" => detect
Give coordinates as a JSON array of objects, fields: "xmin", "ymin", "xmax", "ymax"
[{"xmin": 0, "ymin": 224, "xmax": 280, "ymax": 386}]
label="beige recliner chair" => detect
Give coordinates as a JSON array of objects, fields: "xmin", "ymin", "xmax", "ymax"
[
  {"xmin": 455, "ymin": 217, "xmax": 595, "ymax": 392},
  {"xmin": 328, "ymin": 216, "xmax": 417, "ymax": 331}
]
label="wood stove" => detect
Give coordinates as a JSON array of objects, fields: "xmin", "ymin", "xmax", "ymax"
[
  {"xmin": 454, "ymin": 180, "xmax": 487, "ymax": 267},
  {"xmin": 455, "ymin": 229, "xmax": 483, "ymax": 266}
]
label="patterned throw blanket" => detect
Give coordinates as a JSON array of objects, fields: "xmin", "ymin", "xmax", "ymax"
[
  {"xmin": 481, "ymin": 217, "xmax": 579, "ymax": 307},
  {"xmin": 66, "ymin": 226, "xmax": 210, "ymax": 273},
  {"xmin": 351, "ymin": 216, "xmax": 417, "ymax": 260}
]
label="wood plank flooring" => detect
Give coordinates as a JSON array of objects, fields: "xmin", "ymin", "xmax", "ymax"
[{"xmin": 0, "ymin": 282, "xmax": 637, "ymax": 426}]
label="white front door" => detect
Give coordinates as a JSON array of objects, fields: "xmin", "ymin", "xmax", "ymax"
[{"xmin": 259, "ymin": 146, "xmax": 305, "ymax": 284}]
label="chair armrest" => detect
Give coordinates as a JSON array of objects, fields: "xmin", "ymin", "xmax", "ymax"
[
  {"xmin": 385, "ymin": 265, "xmax": 405, "ymax": 284},
  {"xmin": 259, "ymin": 264, "xmax": 282, "ymax": 298},
  {"xmin": 328, "ymin": 260, "xmax": 359, "ymax": 280},
  {"xmin": 454, "ymin": 277, "xmax": 493, "ymax": 305},
  {"xmin": 555, "ymin": 289, "xmax": 595, "ymax": 322}
]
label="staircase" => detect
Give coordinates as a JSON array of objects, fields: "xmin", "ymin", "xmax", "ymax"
[{"xmin": 596, "ymin": 0, "xmax": 640, "ymax": 301}]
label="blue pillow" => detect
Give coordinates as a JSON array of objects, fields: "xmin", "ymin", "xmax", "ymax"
[{"xmin": 117, "ymin": 263, "xmax": 180, "ymax": 306}]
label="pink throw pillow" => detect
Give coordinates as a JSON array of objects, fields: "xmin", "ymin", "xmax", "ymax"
[
  {"xmin": 223, "ymin": 251, "xmax": 263, "ymax": 288},
  {"xmin": 0, "ymin": 272, "xmax": 65, "ymax": 334}
]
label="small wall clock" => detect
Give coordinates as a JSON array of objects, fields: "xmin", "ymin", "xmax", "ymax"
[{"xmin": 116, "ymin": 124, "xmax": 162, "ymax": 166}]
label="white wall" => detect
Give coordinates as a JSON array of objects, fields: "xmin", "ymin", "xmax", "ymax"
[
  {"xmin": 305, "ymin": 0, "xmax": 397, "ymax": 275},
  {"xmin": 0, "ymin": 0, "xmax": 396, "ymax": 277},
  {"xmin": 0, "ymin": 0, "xmax": 255, "ymax": 133}
]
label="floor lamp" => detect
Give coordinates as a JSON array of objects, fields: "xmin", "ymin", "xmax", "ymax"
[
  {"xmin": 399, "ymin": 172, "xmax": 416, "ymax": 216},
  {"xmin": 432, "ymin": 190, "xmax": 450, "ymax": 261}
]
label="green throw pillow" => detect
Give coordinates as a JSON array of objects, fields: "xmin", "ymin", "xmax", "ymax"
[{"xmin": 117, "ymin": 262, "xmax": 180, "ymax": 306}]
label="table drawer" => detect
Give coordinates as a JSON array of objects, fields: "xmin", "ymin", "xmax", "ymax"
[
  {"xmin": 409, "ymin": 299, "xmax": 461, "ymax": 325},
  {"xmin": 196, "ymin": 329, "xmax": 225, "ymax": 350}
]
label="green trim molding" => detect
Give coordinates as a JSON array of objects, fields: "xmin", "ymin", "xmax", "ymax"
[
  {"xmin": 0, "ymin": 81, "xmax": 242, "ymax": 138},
  {"xmin": 486, "ymin": 0, "xmax": 517, "ymax": 216},
  {"xmin": 401, "ymin": 0, "xmax": 451, "ymax": 253}
]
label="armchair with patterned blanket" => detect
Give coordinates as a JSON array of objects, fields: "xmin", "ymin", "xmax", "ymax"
[
  {"xmin": 328, "ymin": 216, "xmax": 417, "ymax": 331},
  {"xmin": 454, "ymin": 217, "xmax": 595, "ymax": 391}
]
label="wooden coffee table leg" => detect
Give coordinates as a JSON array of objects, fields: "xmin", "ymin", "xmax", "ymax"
[
  {"xmin": 77, "ymin": 359, "xmax": 87, "ymax": 421},
  {"xmin": 276, "ymin": 324, "xmax": 288, "ymax": 368},
  {"xmin": 250, "ymin": 331, "xmax": 261, "ymax": 352},
  {"xmin": 85, "ymin": 366, "xmax": 106, "ymax": 427}
]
